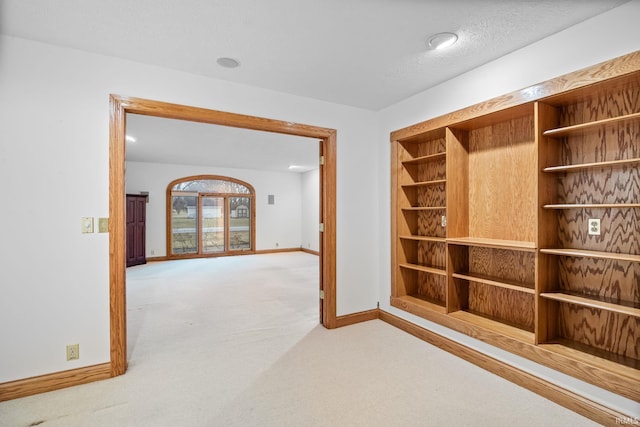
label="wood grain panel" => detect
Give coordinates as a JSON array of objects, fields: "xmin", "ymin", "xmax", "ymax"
[
  {"xmin": 398, "ymin": 237, "xmax": 417, "ymax": 266},
  {"xmin": 417, "ymin": 240, "xmax": 446, "ymax": 269},
  {"xmin": 417, "ymin": 183, "xmax": 446, "ymax": 207},
  {"xmin": 559, "ymin": 121, "xmax": 639, "ymax": 165},
  {"xmin": 445, "ymin": 127, "xmax": 469, "ymax": 239},
  {"xmin": 417, "ymin": 210, "xmax": 446, "ymax": 238},
  {"xmin": 416, "ymin": 157, "xmax": 446, "ymax": 182},
  {"xmin": 557, "ymin": 207, "xmax": 640, "ymax": 254},
  {"xmin": 556, "ymin": 81, "xmax": 639, "ymax": 168},
  {"xmin": 402, "ymin": 158, "xmax": 446, "ymax": 183},
  {"xmin": 558, "ymin": 304, "xmax": 639, "ymax": 361},
  {"xmin": 536, "ymin": 102, "xmax": 562, "ymax": 343},
  {"xmin": 557, "ymin": 79, "xmax": 639, "ymax": 124},
  {"xmin": 467, "ymin": 115, "xmax": 537, "ymax": 242},
  {"xmin": 400, "ymin": 209, "xmax": 418, "ymax": 237},
  {"xmin": 558, "ymin": 258, "xmax": 640, "ymax": 305},
  {"xmin": 417, "ymin": 272, "xmax": 446, "ymax": 305},
  {"xmin": 469, "ymin": 247, "xmax": 535, "ymax": 286},
  {"xmin": 557, "ymin": 167, "xmax": 639, "ymax": 205},
  {"xmin": 400, "ymin": 136, "xmax": 446, "ymax": 158},
  {"xmin": 468, "ymin": 283, "xmax": 535, "ymax": 332}
]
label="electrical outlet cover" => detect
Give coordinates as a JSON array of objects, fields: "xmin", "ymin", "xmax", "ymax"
[
  {"xmin": 588, "ymin": 218, "xmax": 601, "ymax": 236},
  {"xmin": 66, "ymin": 344, "xmax": 79, "ymax": 361}
]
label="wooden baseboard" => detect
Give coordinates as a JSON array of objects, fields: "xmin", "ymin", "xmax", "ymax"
[
  {"xmin": 378, "ymin": 310, "xmax": 631, "ymax": 426},
  {"xmin": 146, "ymin": 255, "xmax": 169, "ymax": 262},
  {"xmin": 145, "ymin": 247, "xmax": 319, "ymax": 263},
  {"xmin": 254, "ymin": 247, "xmax": 301, "ymax": 255},
  {"xmin": 300, "ymin": 247, "xmax": 320, "ymax": 256},
  {"xmin": 335, "ymin": 309, "xmax": 379, "ymax": 328},
  {"xmin": 0, "ymin": 363, "xmax": 112, "ymax": 402},
  {"xmin": 146, "ymin": 247, "xmax": 307, "ymax": 262}
]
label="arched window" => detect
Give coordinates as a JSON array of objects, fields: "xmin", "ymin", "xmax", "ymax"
[{"xmin": 167, "ymin": 175, "xmax": 255, "ymax": 257}]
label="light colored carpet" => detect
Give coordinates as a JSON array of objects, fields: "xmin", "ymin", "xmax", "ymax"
[{"xmin": 0, "ymin": 252, "xmax": 599, "ymax": 426}]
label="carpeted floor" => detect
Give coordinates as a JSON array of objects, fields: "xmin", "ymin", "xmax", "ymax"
[{"xmin": 0, "ymin": 252, "xmax": 599, "ymax": 426}]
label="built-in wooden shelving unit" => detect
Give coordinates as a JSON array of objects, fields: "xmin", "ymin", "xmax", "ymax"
[{"xmin": 390, "ymin": 52, "xmax": 640, "ymax": 403}]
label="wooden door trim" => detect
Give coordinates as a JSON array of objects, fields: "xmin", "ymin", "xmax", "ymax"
[{"xmin": 109, "ymin": 95, "xmax": 337, "ymax": 376}]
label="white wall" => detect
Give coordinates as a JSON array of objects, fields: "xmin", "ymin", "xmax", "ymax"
[
  {"xmin": 375, "ymin": 0, "xmax": 640, "ymax": 416},
  {"xmin": 0, "ymin": 34, "xmax": 378, "ymax": 383},
  {"xmin": 126, "ymin": 161, "xmax": 309, "ymax": 255},
  {"xmin": 301, "ymin": 168, "xmax": 320, "ymax": 252}
]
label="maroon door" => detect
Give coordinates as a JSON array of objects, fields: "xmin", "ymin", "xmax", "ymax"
[{"xmin": 126, "ymin": 195, "xmax": 147, "ymax": 267}]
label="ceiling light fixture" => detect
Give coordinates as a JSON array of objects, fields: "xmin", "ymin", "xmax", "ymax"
[
  {"xmin": 426, "ymin": 32, "xmax": 458, "ymax": 50},
  {"xmin": 125, "ymin": 135, "xmax": 136, "ymax": 143},
  {"xmin": 216, "ymin": 57, "xmax": 240, "ymax": 68}
]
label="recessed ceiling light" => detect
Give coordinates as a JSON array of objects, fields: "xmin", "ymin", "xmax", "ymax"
[
  {"xmin": 216, "ymin": 57, "xmax": 240, "ymax": 68},
  {"xmin": 125, "ymin": 135, "xmax": 136, "ymax": 143},
  {"xmin": 426, "ymin": 32, "xmax": 458, "ymax": 50}
]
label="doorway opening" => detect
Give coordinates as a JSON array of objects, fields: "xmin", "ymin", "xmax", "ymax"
[{"xmin": 109, "ymin": 95, "xmax": 337, "ymax": 377}]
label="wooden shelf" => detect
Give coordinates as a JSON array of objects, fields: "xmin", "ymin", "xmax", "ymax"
[
  {"xmin": 402, "ymin": 206, "xmax": 446, "ymax": 211},
  {"xmin": 393, "ymin": 294, "xmax": 447, "ymax": 314},
  {"xmin": 543, "ymin": 157, "xmax": 640, "ymax": 173},
  {"xmin": 447, "ymin": 237, "xmax": 536, "ymax": 252},
  {"xmin": 453, "ymin": 272, "xmax": 535, "ymax": 294},
  {"xmin": 540, "ymin": 292, "xmax": 640, "ymax": 318},
  {"xmin": 543, "ymin": 203, "xmax": 640, "ymax": 209},
  {"xmin": 402, "ymin": 152, "xmax": 446, "ymax": 165},
  {"xmin": 401, "ymin": 179, "xmax": 446, "ymax": 188},
  {"xmin": 448, "ymin": 310, "xmax": 534, "ymax": 343},
  {"xmin": 399, "ymin": 235, "xmax": 446, "ymax": 243},
  {"xmin": 540, "ymin": 248, "xmax": 640, "ymax": 263},
  {"xmin": 399, "ymin": 263, "xmax": 446, "ymax": 276},
  {"xmin": 542, "ymin": 112, "xmax": 640, "ymax": 138},
  {"xmin": 539, "ymin": 339, "xmax": 640, "ymax": 372}
]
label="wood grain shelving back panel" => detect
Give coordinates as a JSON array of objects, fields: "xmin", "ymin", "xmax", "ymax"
[
  {"xmin": 417, "ymin": 240, "xmax": 446, "ymax": 269},
  {"xmin": 469, "ymin": 247, "xmax": 535, "ymax": 285},
  {"xmin": 558, "ymin": 304, "xmax": 639, "ymax": 361},
  {"xmin": 558, "ymin": 257, "xmax": 640, "ymax": 305},
  {"xmin": 557, "ymin": 208, "xmax": 640, "ymax": 254},
  {"xmin": 401, "ymin": 136, "xmax": 446, "ymax": 158},
  {"xmin": 417, "ymin": 183, "xmax": 446, "ymax": 208},
  {"xmin": 417, "ymin": 272, "xmax": 447, "ymax": 305},
  {"xmin": 404, "ymin": 157, "xmax": 446, "ymax": 183},
  {"xmin": 417, "ymin": 210, "xmax": 447, "ymax": 238},
  {"xmin": 467, "ymin": 115, "xmax": 537, "ymax": 242},
  {"xmin": 557, "ymin": 168, "xmax": 639, "ymax": 205},
  {"xmin": 558, "ymin": 81, "xmax": 638, "ymax": 165},
  {"xmin": 468, "ymin": 283, "xmax": 535, "ymax": 332}
]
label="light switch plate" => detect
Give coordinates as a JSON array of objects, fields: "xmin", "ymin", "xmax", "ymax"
[
  {"xmin": 98, "ymin": 217, "xmax": 109, "ymax": 233},
  {"xmin": 81, "ymin": 217, "xmax": 94, "ymax": 233}
]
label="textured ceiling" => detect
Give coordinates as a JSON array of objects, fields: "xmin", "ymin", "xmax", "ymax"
[
  {"xmin": 0, "ymin": 0, "xmax": 628, "ymax": 110},
  {"xmin": 0, "ymin": 0, "xmax": 629, "ymax": 171}
]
